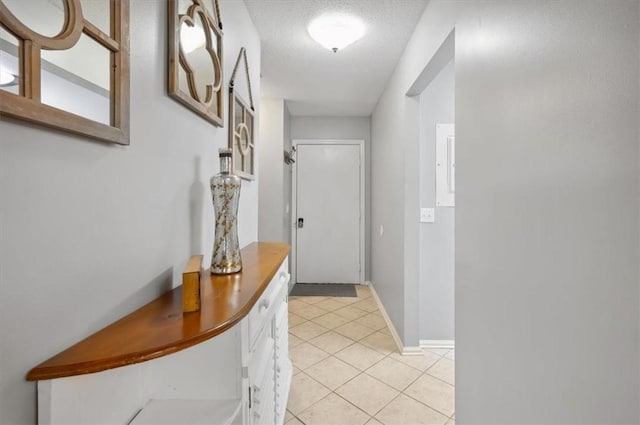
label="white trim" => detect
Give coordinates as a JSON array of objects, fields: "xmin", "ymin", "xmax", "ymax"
[
  {"xmin": 402, "ymin": 346, "xmax": 424, "ymax": 355},
  {"xmin": 368, "ymin": 283, "xmax": 423, "ymax": 356},
  {"xmin": 368, "ymin": 285, "xmax": 455, "ymax": 354},
  {"xmin": 420, "ymin": 340, "xmax": 455, "ymax": 349},
  {"xmin": 291, "ymin": 139, "xmax": 366, "ymax": 285}
]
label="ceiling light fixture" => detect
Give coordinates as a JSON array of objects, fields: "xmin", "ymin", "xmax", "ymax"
[
  {"xmin": 308, "ymin": 14, "xmax": 365, "ymax": 53},
  {"xmin": 0, "ymin": 68, "xmax": 18, "ymax": 87}
]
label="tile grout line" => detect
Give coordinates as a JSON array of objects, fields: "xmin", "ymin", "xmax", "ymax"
[
  {"xmin": 294, "ymin": 341, "xmax": 399, "ymax": 420},
  {"xmin": 400, "ymin": 384, "xmax": 455, "ymax": 419},
  {"xmin": 288, "ymin": 290, "xmax": 453, "ymax": 425},
  {"xmin": 330, "ymin": 389, "xmax": 375, "ymax": 423},
  {"xmin": 290, "ymin": 301, "xmax": 395, "ymax": 420},
  {"xmin": 357, "ymin": 357, "xmax": 456, "ymax": 419},
  {"xmin": 424, "ymin": 371, "xmax": 455, "ymax": 388}
]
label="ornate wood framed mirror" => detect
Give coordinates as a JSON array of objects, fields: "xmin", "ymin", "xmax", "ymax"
[
  {"xmin": 168, "ymin": 0, "xmax": 223, "ymax": 127},
  {"xmin": 228, "ymin": 48, "xmax": 255, "ymax": 180},
  {"xmin": 0, "ymin": 0, "xmax": 130, "ymax": 145}
]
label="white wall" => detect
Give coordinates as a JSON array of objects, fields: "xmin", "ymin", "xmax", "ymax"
[
  {"xmin": 258, "ymin": 99, "xmax": 286, "ymax": 242},
  {"xmin": 257, "ymin": 100, "xmax": 291, "ymax": 246},
  {"xmin": 0, "ymin": 1, "xmax": 261, "ymax": 423},
  {"xmin": 371, "ymin": 0, "xmax": 639, "ymax": 422},
  {"xmin": 290, "ymin": 116, "xmax": 371, "ymax": 280},
  {"xmin": 283, "ymin": 105, "xmax": 292, "ymax": 246},
  {"xmin": 419, "ymin": 59, "xmax": 455, "ymax": 342}
]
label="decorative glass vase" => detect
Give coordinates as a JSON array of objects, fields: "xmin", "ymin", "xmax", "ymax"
[{"xmin": 210, "ymin": 148, "xmax": 242, "ymax": 274}]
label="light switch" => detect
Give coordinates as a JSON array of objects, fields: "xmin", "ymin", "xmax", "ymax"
[{"xmin": 420, "ymin": 208, "xmax": 435, "ymax": 223}]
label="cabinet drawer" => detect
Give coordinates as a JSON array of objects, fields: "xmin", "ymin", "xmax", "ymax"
[
  {"xmin": 275, "ymin": 286, "xmax": 288, "ymax": 331},
  {"xmin": 248, "ymin": 262, "xmax": 289, "ymax": 349}
]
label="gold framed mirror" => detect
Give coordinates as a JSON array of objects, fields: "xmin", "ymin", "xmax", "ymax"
[
  {"xmin": 168, "ymin": 0, "xmax": 223, "ymax": 127},
  {"xmin": 0, "ymin": 0, "xmax": 130, "ymax": 145},
  {"xmin": 228, "ymin": 48, "xmax": 254, "ymax": 180}
]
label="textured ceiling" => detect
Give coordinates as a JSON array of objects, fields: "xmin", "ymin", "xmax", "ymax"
[{"xmin": 244, "ymin": 0, "xmax": 429, "ymax": 116}]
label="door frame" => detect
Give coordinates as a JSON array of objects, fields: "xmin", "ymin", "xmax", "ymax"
[{"xmin": 291, "ymin": 139, "xmax": 365, "ymax": 285}]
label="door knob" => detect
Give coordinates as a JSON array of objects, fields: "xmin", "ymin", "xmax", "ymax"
[{"xmin": 297, "ymin": 218, "xmax": 304, "ymax": 228}]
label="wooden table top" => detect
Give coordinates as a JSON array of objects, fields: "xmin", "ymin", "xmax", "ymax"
[{"xmin": 27, "ymin": 242, "xmax": 290, "ymax": 381}]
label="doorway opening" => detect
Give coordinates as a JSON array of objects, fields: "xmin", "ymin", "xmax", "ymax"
[{"xmin": 406, "ymin": 28, "xmax": 455, "ymax": 364}]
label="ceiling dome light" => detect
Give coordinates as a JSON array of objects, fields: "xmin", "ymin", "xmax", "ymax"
[
  {"xmin": 308, "ymin": 14, "xmax": 365, "ymax": 52},
  {"xmin": 0, "ymin": 68, "xmax": 18, "ymax": 87}
]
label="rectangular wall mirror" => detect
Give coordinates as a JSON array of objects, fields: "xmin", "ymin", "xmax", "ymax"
[{"xmin": 0, "ymin": 0, "xmax": 130, "ymax": 145}]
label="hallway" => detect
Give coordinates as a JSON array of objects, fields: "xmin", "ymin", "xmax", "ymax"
[{"xmin": 285, "ymin": 285, "xmax": 455, "ymax": 425}]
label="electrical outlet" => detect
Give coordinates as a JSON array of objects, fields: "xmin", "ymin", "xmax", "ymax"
[{"xmin": 420, "ymin": 208, "xmax": 435, "ymax": 223}]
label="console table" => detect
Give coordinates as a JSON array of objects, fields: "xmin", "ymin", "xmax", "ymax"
[{"xmin": 27, "ymin": 242, "xmax": 292, "ymax": 425}]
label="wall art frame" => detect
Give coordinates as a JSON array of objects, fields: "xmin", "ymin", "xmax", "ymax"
[
  {"xmin": 0, "ymin": 0, "xmax": 130, "ymax": 145},
  {"xmin": 228, "ymin": 47, "xmax": 255, "ymax": 180},
  {"xmin": 168, "ymin": 0, "xmax": 224, "ymax": 127}
]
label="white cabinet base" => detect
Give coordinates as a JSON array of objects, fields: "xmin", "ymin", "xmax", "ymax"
[
  {"xmin": 130, "ymin": 399, "xmax": 242, "ymax": 425},
  {"xmin": 35, "ymin": 255, "xmax": 291, "ymax": 425}
]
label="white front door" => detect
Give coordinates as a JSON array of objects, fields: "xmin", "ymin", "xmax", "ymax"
[{"xmin": 294, "ymin": 143, "xmax": 361, "ymax": 284}]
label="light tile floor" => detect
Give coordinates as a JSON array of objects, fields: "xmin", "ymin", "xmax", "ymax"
[{"xmin": 286, "ymin": 285, "xmax": 455, "ymax": 425}]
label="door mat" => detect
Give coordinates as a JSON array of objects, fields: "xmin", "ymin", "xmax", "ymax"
[{"xmin": 290, "ymin": 283, "xmax": 357, "ymax": 297}]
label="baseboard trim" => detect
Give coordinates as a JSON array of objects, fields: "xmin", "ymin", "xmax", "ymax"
[
  {"xmin": 368, "ymin": 284, "xmax": 423, "ymax": 356},
  {"xmin": 420, "ymin": 339, "xmax": 455, "ymax": 349},
  {"xmin": 401, "ymin": 346, "xmax": 423, "ymax": 355},
  {"xmin": 368, "ymin": 284, "xmax": 403, "ymax": 353}
]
